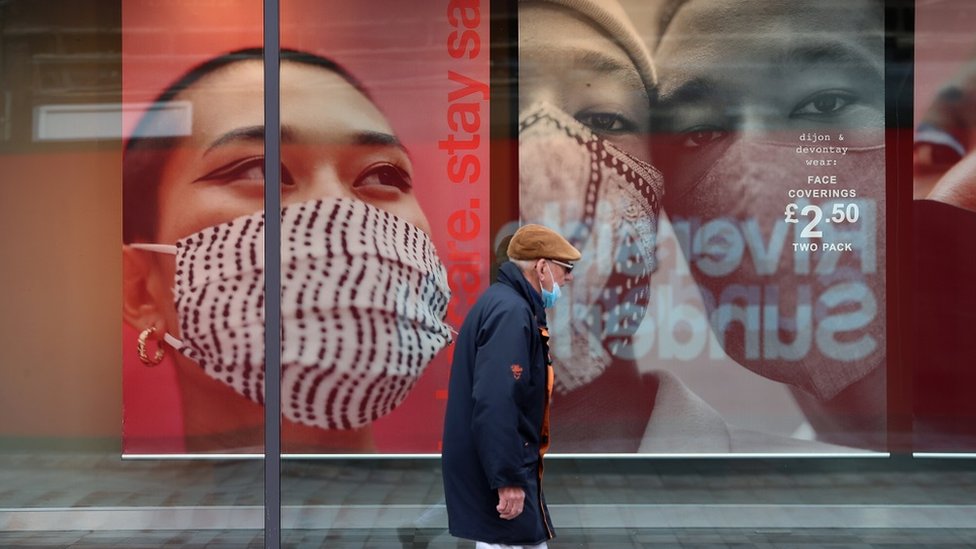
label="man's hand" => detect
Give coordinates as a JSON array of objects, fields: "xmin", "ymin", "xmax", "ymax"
[{"xmin": 496, "ymin": 486, "xmax": 525, "ymax": 520}]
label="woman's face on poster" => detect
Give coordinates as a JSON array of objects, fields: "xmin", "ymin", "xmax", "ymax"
[
  {"xmin": 154, "ymin": 59, "xmax": 430, "ymax": 246},
  {"xmin": 127, "ymin": 58, "xmax": 454, "ymax": 438},
  {"xmin": 144, "ymin": 59, "xmax": 433, "ymax": 349}
]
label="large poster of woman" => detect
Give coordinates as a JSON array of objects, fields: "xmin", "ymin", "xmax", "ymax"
[{"xmin": 121, "ymin": 0, "xmax": 491, "ymax": 455}]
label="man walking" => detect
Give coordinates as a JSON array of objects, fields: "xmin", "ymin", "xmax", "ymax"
[{"xmin": 442, "ymin": 224, "xmax": 580, "ymax": 548}]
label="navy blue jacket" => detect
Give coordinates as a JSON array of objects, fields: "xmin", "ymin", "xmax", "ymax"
[{"xmin": 442, "ymin": 261, "xmax": 555, "ymax": 545}]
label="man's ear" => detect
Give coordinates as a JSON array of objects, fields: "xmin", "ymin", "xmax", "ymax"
[{"xmin": 122, "ymin": 245, "xmax": 169, "ymax": 335}]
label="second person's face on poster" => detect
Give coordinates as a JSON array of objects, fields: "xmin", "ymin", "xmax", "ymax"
[
  {"xmin": 650, "ymin": 0, "xmax": 886, "ymax": 402},
  {"xmin": 519, "ymin": 2, "xmax": 650, "ymax": 158},
  {"xmin": 652, "ymin": 0, "xmax": 884, "ymax": 193},
  {"xmin": 517, "ymin": 0, "xmax": 664, "ymax": 398}
]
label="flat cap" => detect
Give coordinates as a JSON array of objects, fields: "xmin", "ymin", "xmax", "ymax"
[{"xmin": 507, "ymin": 224, "xmax": 581, "ymax": 262}]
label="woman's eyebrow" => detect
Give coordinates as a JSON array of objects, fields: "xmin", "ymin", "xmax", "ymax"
[
  {"xmin": 203, "ymin": 125, "xmax": 296, "ymax": 157},
  {"xmin": 575, "ymin": 47, "xmax": 645, "ymax": 94},
  {"xmin": 352, "ymin": 130, "xmax": 403, "ymax": 150},
  {"xmin": 202, "ymin": 126, "xmax": 407, "ymax": 156},
  {"xmin": 576, "ymin": 48, "xmax": 638, "ymax": 75},
  {"xmin": 352, "ymin": 130, "xmax": 412, "ymax": 161},
  {"xmin": 525, "ymin": 43, "xmax": 644, "ymax": 96}
]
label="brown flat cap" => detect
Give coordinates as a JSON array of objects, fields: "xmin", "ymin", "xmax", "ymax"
[{"xmin": 507, "ymin": 224, "xmax": 581, "ymax": 262}]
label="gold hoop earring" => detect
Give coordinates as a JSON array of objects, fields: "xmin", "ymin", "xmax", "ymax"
[{"xmin": 137, "ymin": 326, "xmax": 165, "ymax": 366}]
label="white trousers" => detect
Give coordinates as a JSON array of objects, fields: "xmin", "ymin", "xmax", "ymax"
[{"xmin": 475, "ymin": 542, "xmax": 548, "ymax": 549}]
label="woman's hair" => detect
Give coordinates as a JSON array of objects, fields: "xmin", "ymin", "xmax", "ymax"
[{"xmin": 122, "ymin": 48, "xmax": 370, "ymax": 243}]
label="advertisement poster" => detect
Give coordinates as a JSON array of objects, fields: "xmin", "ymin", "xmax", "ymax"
[
  {"xmin": 122, "ymin": 0, "xmax": 905, "ymax": 456},
  {"xmin": 519, "ymin": 0, "xmax": 887, "ymax": 453},
  {"xmin": 912, "ymin": 0, "xmax": 976, "ymax": 452},
  {"xmin": 121, "ymin": 0, "xmax": 491, "ymax": 454}
]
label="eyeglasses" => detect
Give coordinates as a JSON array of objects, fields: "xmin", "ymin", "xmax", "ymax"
[{"xmin": 548, "ymin": 259, "xmax": 574, "ymax": 273}]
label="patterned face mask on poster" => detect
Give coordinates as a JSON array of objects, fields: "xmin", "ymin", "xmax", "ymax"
[
  {"xmin": 670, "ymin": 137, "xmax": 886, "ymax": 401},
  {"xmin": 519, "ymin": 102, "xmax": 664, "ymax": 393},
  {"xmin": 130, "ymin": 198, "xmax": 453, "ymax": 430}
]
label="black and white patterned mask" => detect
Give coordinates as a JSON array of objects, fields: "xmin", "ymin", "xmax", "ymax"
[
  {"xmin": 519, "ymin": 102, "xmax": 663, "ymax": 393},
  {"xmin": 131, "ymin": 198, "xmax": 453, "ymax": 430}
]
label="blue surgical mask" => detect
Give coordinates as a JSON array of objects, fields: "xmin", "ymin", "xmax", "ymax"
[{"xmin": 542, "ymin": 279, "xmax": 561, "ymax": 309}]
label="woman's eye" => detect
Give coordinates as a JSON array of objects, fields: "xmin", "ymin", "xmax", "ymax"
[
  {"xmin": 575, "ymin": 111, "xmax": 637, "ymax": 133},
  {"xmin": 353, "ymin": 164, "xmax": 412, "ymax": 192},
  {"xmin": 195, "ymin": 157, "xmax": 295, "ymax": 186},
  {"xmin": 678, "ymin": 125, "xmax": 728, "ymax": 149},
  {"xmin": 791, "ymin": 90, "xmax": 856, "ymax": 118}
]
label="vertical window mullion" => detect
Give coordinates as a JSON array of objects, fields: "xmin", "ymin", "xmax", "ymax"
[{"xmin": 263, "ymin": 0, "xmax": 282, "ymax": 547}]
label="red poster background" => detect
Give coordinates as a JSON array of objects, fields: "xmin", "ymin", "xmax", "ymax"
[{"xmin": 122, "ymin": 0, "xmax": 491, "ymax": 454}]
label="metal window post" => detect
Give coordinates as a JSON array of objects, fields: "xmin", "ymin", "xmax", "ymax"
[{"xmin": 263, "ymin": 0, "xmax": 282, "ymax": 547}]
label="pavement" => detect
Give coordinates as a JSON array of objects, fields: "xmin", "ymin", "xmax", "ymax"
[{"xmin": 2, "ymin": 450, "xmax": 976, "ymax": 547}]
